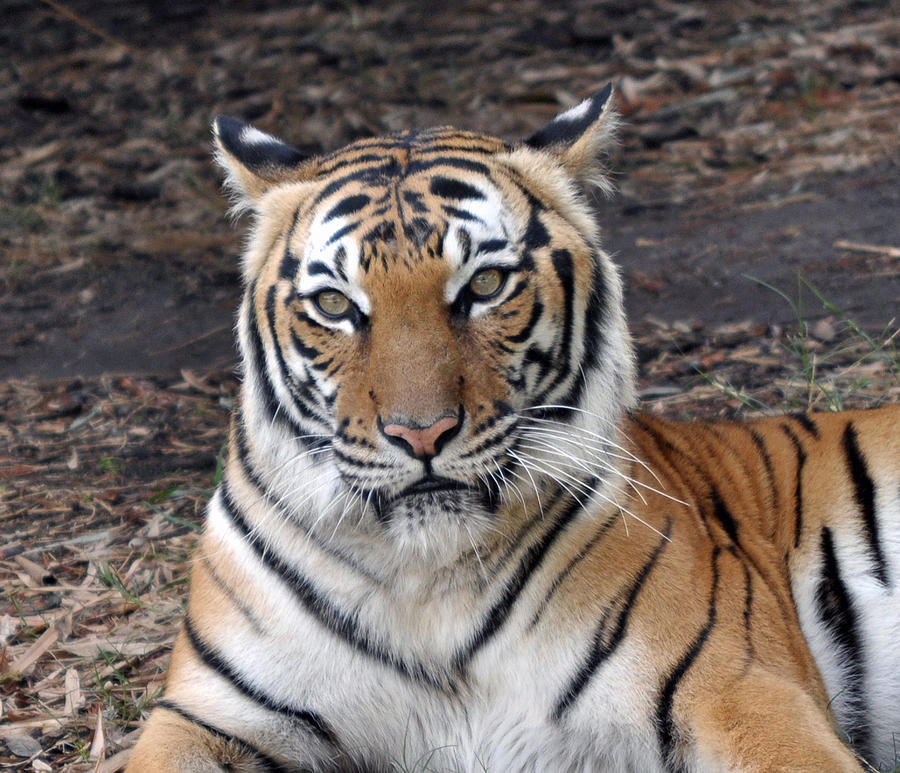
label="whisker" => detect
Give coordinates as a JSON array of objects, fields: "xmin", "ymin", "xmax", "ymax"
[{"xmin": 515, "ymin": 449, "xmax": 672, "ymax": 543}]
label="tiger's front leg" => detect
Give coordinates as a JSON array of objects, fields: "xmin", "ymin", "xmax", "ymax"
[
  {"xmin": 126, "ymin": 704, "xmax": 261, "ymax": 773},
  {"xmin": 125, "ymin": 626, "xmax": 335, "ymax": 773},
  {"xmin": 680, "ymin": 669, "xmax": 864, "ymax": 773}
]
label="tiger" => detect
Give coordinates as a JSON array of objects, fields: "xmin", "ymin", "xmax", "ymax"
[{"xmin": 126, "ymin": 84, "xmax": 900, "ymax": 773}]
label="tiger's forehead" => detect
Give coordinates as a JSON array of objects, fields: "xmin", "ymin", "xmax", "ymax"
[{"xmin": 284, "ymin": 128, "xmax": 523, "ymax": 289}]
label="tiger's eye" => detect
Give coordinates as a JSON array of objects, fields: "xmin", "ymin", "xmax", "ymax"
[
  {"xmin": 314, "ymin": 290, "xmax": 351, "ymax": 317},
  {"xmin": 469, "ymin": 268, "xmax": 504, "ymax": 298}
]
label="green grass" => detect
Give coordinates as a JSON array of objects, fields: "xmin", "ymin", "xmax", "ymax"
[
  {"xmin": 704, "ymin": 273, "xmax": 898, "ymax": 413},
  {"xmin": 93, "ymin": 650, "xmax": 161, "ymax": 724},
  {"xmin": 94, "ymin": 562, "xmax": 142, "ymax": 606}
]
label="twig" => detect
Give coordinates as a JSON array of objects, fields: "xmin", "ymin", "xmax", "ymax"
[
  {"xmin": 833, "ymin": 240, "xmax": 900, "ymax": 259},
  {"xmin": 39, "ymin": 0, "xmax": 132, "ymax": 52},
  {"xmin": 149, "ymin": 325, "xmax": 231, "ymax": 356}
]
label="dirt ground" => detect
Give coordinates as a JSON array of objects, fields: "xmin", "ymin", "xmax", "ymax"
[{"xmin": 1, "ymin": 1, "xmax": 898, "ymax": 770}]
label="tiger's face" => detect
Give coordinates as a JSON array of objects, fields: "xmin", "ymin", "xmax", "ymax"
[{"xmin": 215, "ymin": 87, "xmax": 635, "ymax": 557}]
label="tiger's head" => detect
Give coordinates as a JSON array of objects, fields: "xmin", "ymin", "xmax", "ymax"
[{"xmin": 214, "ymin": 86, "xmax": 635, "ymax": 561}]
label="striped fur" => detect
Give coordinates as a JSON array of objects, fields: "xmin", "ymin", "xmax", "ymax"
[{"xmin": 127, "ymin": 88, "xmax": 899, "ymax": 772}]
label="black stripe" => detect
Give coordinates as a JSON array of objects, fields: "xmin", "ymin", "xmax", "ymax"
[
  {"xmin": 842, "ymin": 422, "xmax": 888, "ymax": 587},
  {"xmin": 279, "ymin": 248, "xmax": 300, "ymax": 280},
  {"xmin": 313, "ymin": 160, "xmax": 402, "ymax": 207},
  {"xmin": 454, "ymin": 486, "xmax": 592, "ymax": 670},
  {"xmin": 231, "ymin": 420, "xmax": 380, "ymax": 583},
  {"xmin": 505, "ymin": 299, "xmax": 543, "ymax": 344},
  {"xmin": 456, "ymin": 228, "xmax": 472, "ymax": 264},
  {"xmin": 779, "ymin": 423, "xmax": 807, "ymax": 549},
  {"xmin": 442, "ymin": 204, "xmax": 483, "ymax": 222},
  {"xmin": 791, "ymin": 412, "xmax": 820, "ymax": 438},
  {"xmin": 416, "ymin": 141, "xmax": 501, "ymax": 155},
  {"xmin": 217, "ymin": 483, "xmax": 448, "ymax": 691},
  {"xmin": 482, "ymin": 482, "xmax": 563, "ymax": 579},
  {"xmin": 710, "ymin": 489, "xmax": 740, "ymax": 544},
  {"xmin": 537, "ymin": 249, "xmax": 576, "ymax": 398},
  {"xmin": 402, "ymin": 217, "xmax": 435, "ymax": 249},
  {"xmin": 325, "ymin": 220, "xmax": 359, "ymax": 246},
  {"xmin": 363, "ymin": 220, "xmax": 395, "ymax": 245},
  {"xmin": 457, "ymin": 420, "xmax": 517, "ymax": 460},
  {"xmin": 816, "ymin": 526, "xmax": 871, "ymax": 758},
  {"xmin": 430, "ymin": 176, "xmax": 485, "ymax": 201},
  {"xmin": 325, "ymin": 193, "xmax": 371, "ymax": 221},
  {"xmin": 736, "ymin": 546, "xmax": 755, "ymax": 660},
  {"xmin": 182, "ymin": 617, "xmax": 338, "ymax": 747},
  {"xmin": 522, "ymin": 346, "xmax": 554, "ymax": 392},
  {"xmin": 290, "ymin": 329, "xmax": 324, "ymax": 361},
  {"xmin": 199, "ymin": 553, "xmax": 267, "ymax": 636},
  {"xmin": 523, "ymin": 208, "xmax": 550, "ymax": 251},
  {"xmin": 156, "ymin": 699, "xmax": 296, "ymax": 773},
  {"xmin": 265, "ymin": 285, "xmax": 329, "ymax": 426},
  {"xmin": 317, "ymin": 151, "xmax": 399, "ymax": 177},
  {"xmin": 629, "ymin": 417, "xmax": 715, "ymax": 543},
  {"xmin": 656, "ymin": 546, "xmax": 720, "ymax": 772},
  {"xmin": 401, "ymin": 190, "xmax": 428, "ymax": 213},
  {"xmin": 332, "ymin": 445, "xmax": 395, "ymax": 470},
  {"xmin": 476, "ymin": 238, "xmax": 508, "ymax": 255},
  {"xmin": 748, "ymin": 429, "xmax": 779, "ymax": 518},
  {"xmin": 528, "ymin": 513, "xmax": 619, "ymax": 631},
  {"xmin": 552, "ymin": 519, "xmax": 671, "ymax": 720},
  {"xmin": 578, "ymin": 252, "xmax": 608, "ymax": 374},
  {"xmin": 500, "ymin": 277, "xmax": 529, "ymax": 307},
  {"xmin": 306, "ymin": 260, "xmax": 337, "ymax": 279},
  {"xmin": 333, "ymin": 245, "xmax": 348, "ymax": 282},
  {"xmin": 406, "ymin": 157, "xmax": 492, "ymax": 177},
  {"xmin": 243, "ymin": 293, "xmax": 307, "ymax": 441}
]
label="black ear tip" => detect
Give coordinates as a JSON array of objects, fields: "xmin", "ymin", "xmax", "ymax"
[
  {"xmin": 213, "ymin": 115, "xmax": 245, "ymax": 143},
  {"xmin": 212, "ymin": 114, "xmax": 307, "ymax": 171},
  {"xmin": 526, "ymin": 83, "xmax": 616, "ymax": 150},
  {"xmin": 597, "ymin": 82, "xmax": 613, "ymax": 104}
]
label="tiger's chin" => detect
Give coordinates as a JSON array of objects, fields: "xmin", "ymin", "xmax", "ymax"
[{"xmin": 368, "ymin": 481, "xmax": 499, "ymax": 564}]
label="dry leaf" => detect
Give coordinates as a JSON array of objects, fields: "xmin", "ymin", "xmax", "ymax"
[
  {"xmin": 4, "ymin": 733, "xmax": 42, "ymax": 758},
  {"xmin": 89, "ymin": 709, "xmax": 106, "ymax": 761},
  {"xmin": 64, "ymin": 668, "xmax": 84, "ymax": 716}
]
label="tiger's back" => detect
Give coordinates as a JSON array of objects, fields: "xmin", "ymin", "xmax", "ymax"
[
  {"xmin": 627, "ymin": 408, "xmax": 900, "ymax": 769},
  {"xmin": 126, "ymin": 87, "xmax": 899, "ymax": 772}
]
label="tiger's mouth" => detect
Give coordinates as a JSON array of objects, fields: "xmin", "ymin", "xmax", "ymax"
[
  {"xmin": 399, "ymin": 476, "xmax": 471, "ymax": 498},
  {"xmin": 371, "ymin": 475, "xmax": 497, "ymax": 523}
]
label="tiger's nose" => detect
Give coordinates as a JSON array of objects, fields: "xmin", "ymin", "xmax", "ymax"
[{"xmin": 381, "ymin": 413, "xmax": 460, "ymax": 458}]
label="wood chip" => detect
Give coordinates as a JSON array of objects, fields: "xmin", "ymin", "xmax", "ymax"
[
  {"xmin": 14, "ymin": 555, "xmax": 55, "ymax": 586},
  {"xmin": 59, "ymin": 637, "xmax": 165, "ymax": 659},
  {"xmin": 9, "ymin": 625, "xmax": 61, "ymax": 677},
  {"xmin": 95, "ymin": 746, "xmax": 133, "ymax": 773}
]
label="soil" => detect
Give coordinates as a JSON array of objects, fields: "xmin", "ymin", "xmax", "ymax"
[
  {"xmin": 2, "ymin": 0, "xmax": 898, "ymax": 381},
  {"xmin": 0, "ymin": 1, "xmax": 898, "ymax": 770}
]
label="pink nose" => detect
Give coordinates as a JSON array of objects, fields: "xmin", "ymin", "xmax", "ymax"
[{"xmin": 382, "ymin": 415, "xmax": 459, "ymax": 458}]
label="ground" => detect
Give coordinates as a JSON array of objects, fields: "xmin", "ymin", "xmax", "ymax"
[{"xmin": 0, "ymin": 1, "xmax": 898, "ymax": 770}]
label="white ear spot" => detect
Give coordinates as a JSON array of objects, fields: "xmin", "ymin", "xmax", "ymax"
[
  {"xmin": 240, "ymin": 125, "xmax": 283, "ymax": 146},
  {"xmin": 556, "ymin": 98, "xmax": 593, "ymax": 125}
]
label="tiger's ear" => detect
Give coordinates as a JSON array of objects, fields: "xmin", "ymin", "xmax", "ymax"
[
  {"xmin": 212, "ymin": 115, "xmax": 310, "ymax": 214},
  {"xmin": 525, "ymin": 83, "xmax": 617, "ymax": 192}
]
